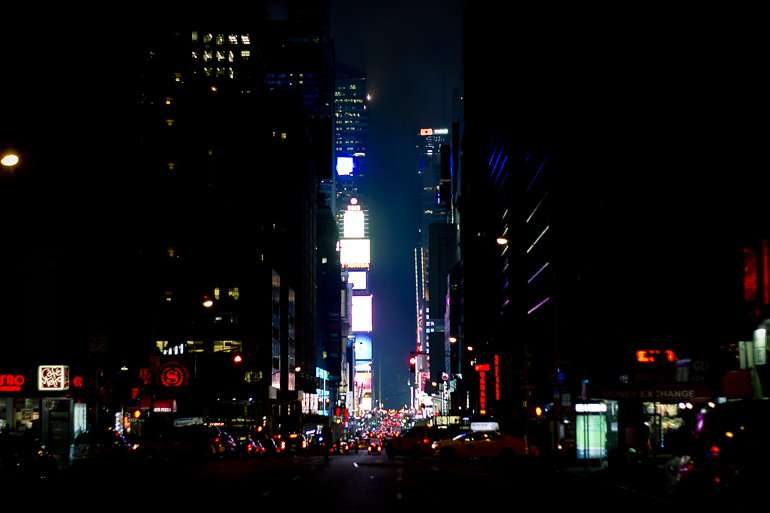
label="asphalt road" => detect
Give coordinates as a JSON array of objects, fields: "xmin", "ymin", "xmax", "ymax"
[{"xmin": 35, "ymin": 453, "xmax": 668, "ymax": 510}]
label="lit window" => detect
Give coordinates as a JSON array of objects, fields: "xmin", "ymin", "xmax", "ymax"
[
  {"xmin": 321, "ymin": 257, "xmax": 328, "ymax": 264},
  {"xmin": 215, "ymin": 34, "xmax": 224, "ymax": 45},
  {"xmin": 228, "ymin": 50, "xmax": 234, "ymax": 62},
  {"xmin": 281, "ymin": 132, "xmax": 287, "ymax": 140},
  {"xmin": 167, "ymin": 247, "xmax": 176, "ymax": 258},
  {"xmin": 163, "ymin": 291, "xmax": 173, "ymax": 302},
  {"xmin": 216, "ymin": 50, "xmax": 225, "ymax": 61},
  {"xmin": 167, "ymin": 161, "xmax": 175, "ymax": 172},
  {"xmin": 203, "ymin": 33, "xmax": 213, "ymax": 44},
  {"xmin": 228, "ymin": 67, "xmax": 235, "ymax": 79},
  {"xmin": 241, "ymin": 34, "xmax": 250, "ymax": 45},
  {"xmin": 213, "ymin": 340, "xmax": 243, "ymax": 353},
  {"xmin": 228, "ymin": 287, "xmax": 240, "ymax": 300},
  {"xmin": 228, "ymin": 35, "xmax": 238, "ymax": 44},
  {"xmin": 156, "ymin": 340, "xmax": 169, "ymax": 352},
  {"xmin": 192, "ymin": 31, "xmax": 199, "ymax": 41},
  {"xmin": 191, "ymin": 51, "xmax": 198, "ymax": 59},
  {"xmin": 203, "ymin": 67, "xmax": 212, "ymax": 77},
  {"xmin": 203, "ymin": 50, "xmax": 212, "ymax": 62},
  {"xmin": 165, "ymin": 119, "xmax": 175, "ymax": 127},
  {"xmin": 187, "ymin": 340, "xmax": 205, "ymax": 353},
  {"xmin": 214, "ymin": 287, "xmax": 221, "ymax": 300},
  {"xmin": 173, "ymin": 73, "xmax": 182, "ymax": 83},
  {"xmin": 241, "ymin": 50, "xmax": 251, "ymax": 58},
  {"xmin": 164, "ymin": 97, "xmax": 173, "ymax": 106}
]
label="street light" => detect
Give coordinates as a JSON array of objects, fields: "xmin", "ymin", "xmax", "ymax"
[
  {"xmin": 202, "ymin": 298, "xmax": 214, "ymax": 308},
  {"xmin": 1, "ymin": 152, "xmax": 20, "ymax": 168},
  {"xmin": 295, "ymin": 366, "xmax": 302, "ymax": 373},
  {"xmin": 496, "ymin": 237, "xmax": 508, "ymax": 245},
  {"xmin": 449, "ymin": 337, "xmax": 457, "ymax": 343}
]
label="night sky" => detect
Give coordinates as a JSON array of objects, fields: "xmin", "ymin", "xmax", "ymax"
[{"xmin": 331, "ymin": 0, "xmax": 464, "ymax": 408}]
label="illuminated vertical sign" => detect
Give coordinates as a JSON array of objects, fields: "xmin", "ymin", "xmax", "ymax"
[
  {"xmin": 494, "ymin": 355, "xmax": 501, "ymax": 401},
  {"xmin": 351, "ymin": 295, "xmax": 373, "ymax": 332},
  {"xmin": 763, "ymin": 240, "xmax": 769, "ymax": 305},
  {"xmin": 475, "ymin": 364, "xmax": 490, "ymax": 415},
  {"xmin": 340, "ymin": 239, "xmax": 371, "ymax": 269},
  {"xmin": 343, "ymin": 208, "xmax": 365, "ymax": 238},
  {"xmin": 348, "ymin": 271, "xmax": 367, "ymax": 290},
  {"xmin": 744, "ymin": 247, "xmax": 758, "ymax": 302}
]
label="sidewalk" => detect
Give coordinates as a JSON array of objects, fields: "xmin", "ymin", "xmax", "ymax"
[{"xmin": 560, "ymin": 461, "xmax": 671, "ymax": 505}]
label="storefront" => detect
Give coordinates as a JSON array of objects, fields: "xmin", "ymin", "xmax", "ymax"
[{"xmin": 1, "ymin": 365, "xmax": 84, "ymax": 464}]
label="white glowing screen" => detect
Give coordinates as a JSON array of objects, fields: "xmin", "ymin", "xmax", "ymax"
[
  {"xmin": 352, "ymin": 295, "xmax": 373, "ymax": 332},
  {"xmin": 348, "ymin": 271, "xmax": 367, "ymax": 290},
  {"xmin": 340, "ymin": 239, "xmax": 370, "ymax": 269},
  {"xmin": 336, "ymin": 156, "xmax": 354, "ymax": 176},
  {"xmin": 344, "ymin": 209, "xmax": 365, "ymax": 238}
]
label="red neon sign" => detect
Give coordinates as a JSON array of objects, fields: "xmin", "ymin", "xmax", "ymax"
[
  {"xmin": 744, "ymin": 247, "xmax": 759, "ymax": 302},
  {"xmin": 762, "ymin": 240, "xmax": 769, "ymax": 305},
  {"xmin": 494, "ymin": 354, "xmax": 501, "ymax": 401},
  {"xmin": 139, "ymin": 368, "xmax": 152, "ymax": 385},
  {"xmin": 636, "ymin": 349, "xmax": 677, "ymax": 363},
  {"xmin": 160, "ymin": 362, "xmax": 189, "ymax": 387},
  {"xmin": 72, "ymin": 376, "xmax": 84, "ymax": 388},
  {"xmin": 0, "ymin": 374, "xmax": 25, "ymax": 392},
  {"xmin": 475, "ymin": 363, "xmax": 490, "ymax": 414}
]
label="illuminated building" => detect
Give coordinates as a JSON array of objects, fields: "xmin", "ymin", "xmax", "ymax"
[
  {"xmin": 412, "ymin": 127, "xmax": 454, "ymax": 414},
  {"xmin": 339, "ymin": 197, "xmax": 375, "ymax": 413}
]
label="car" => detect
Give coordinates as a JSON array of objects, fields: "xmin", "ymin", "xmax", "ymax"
[
  {"xmin": 69, "ymin": 428, "xmax": 135, "ymax": 465},
  {"xmin": 367, "ymin": 440, "xmax": 383, "ymax": 455},
  {"xmin": 276, "ymin": 432, "xmax": 307, "ymax": 455},
  {"xmin": 667, "ymin": 400, "xmax": 770, "ymax": 506},
  {"xmin": 137, "ymin": 424, "xmax": 238, "ymax": 462},
  {"xmin": 433, "ymin": 431, "xmax": 529, "ymax": 461},
  {"xmin": 231, "ymin": 430, "xmax": 268, "ymax": 458},
  {"xmin": 386, "ymin": 426, "xmax": 460, "ymax": 459}
]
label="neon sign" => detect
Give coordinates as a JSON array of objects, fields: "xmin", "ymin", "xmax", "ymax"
[
  {"xmin": 160, "ymin": 362, "xmax": 189, "ymax": 387},
  {"xmin": 636, "ymin": 350, "xmax": 677, "ymax": 363},
  {"xmin": 0, "ymin": 374, "xmax": 25, "ymax": 392},
  {"xmin": 475, "ymin": 364, "xmax": 490, "ymax": 415}
]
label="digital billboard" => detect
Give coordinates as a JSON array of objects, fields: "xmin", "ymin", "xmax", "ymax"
[
  {"xmin": 355, "ymin": 334, "xmax": 373, "ymax": 361},
  {"xmin": 348, "ymin": 271, "xmax": 367, "ymax": 290},
  {"xmin": 336, "ymin": 156, "xmax": 354, "ymax": 176},
  {"xmin": 351, "ymin": 295, "xmax": 373, "ymax": 332},
  {"xmin": 340, "ymin": 239, "xmax": 370, "ymax": 269},
  {"xmin": 344, "ymin": 209, "xmax": 365, "ymax": 238}
]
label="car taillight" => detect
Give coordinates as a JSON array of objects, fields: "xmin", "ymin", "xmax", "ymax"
[
  {"xmin": 710, "ymin": 445, "xmax": 720, "ymax": 457},
  {"xmin": 281, "ymin": 441, "xmax": 286, "ymax": 450}
]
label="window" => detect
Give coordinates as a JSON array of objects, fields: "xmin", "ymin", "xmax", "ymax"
[
  {"xmin": 241, "ymin": 50, "xmax": 251, "ymax": 58},
  {"xmin": 203, "ymin": 67, "xmax": 212, "ymax": 77},
  {"xmin": 228, "ymin": 50, "xmax": 234, "ymax": 62},
  {"xmin": 167, "ymin": 247, "xmax": 176, "ymax": 258},
  {"xmin": 215, "ymin": 34, "xmax": 224, "ymax": 45},
  {"xmin": 203, "ymin": 33, "xmax": 213, "ymax": 44},
  {"xmin": 165, "ymin": 119, "xmax": 175, "ymax": 127},
  {"xmin": 156, "ymin": 340, "xmax": 169, "ymax": 352},
  {"xmin": 187, "ymin": 340, "xmax": 205, "ymax": 353},
  {"xmin": 214, "ymin": 287, "xmax": 220, "ymax": 300},
  {"xmin": 203, "ymin": 50, "xmax": 212, "ymax": 62},
  {"xmin": 163, "ymin": 290, "xmax": 173, "ymax": 302},
  {"xmin": 228, "ymin": 287, "xmax": 240, "ymax": 300},
  {"xmin": 240, "ymin": 34, "xmax": 250, "ymax": 45},
  {"xmin": 228, "ymin": 34, "xmax": 238, "ymax": 44},
  {"xmin": 164, "ymin": 97, "xmax": 173, "ymax": 106},
  {"xmin": 192, "ymin": 31, "xmax": 199, "ymax": 41},
  {"xmin": 281, "ymin": 132, "xmax": 287, "ymax": 140},
  {"xmin": 216, "ymin": 50, "xmax": 225, "ymax": 61},
  {"xmin": 173, "ymin": 73, "xmax": 182, "ymax": 83},
  {"xmin": 213, "ymin": 340, "xmax": 242, "ymax": 353},
  {"xmin": 191, "ymin": 51, "xmax": 198, "ymax": 60}
]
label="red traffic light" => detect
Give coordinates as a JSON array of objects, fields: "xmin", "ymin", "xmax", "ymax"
[{"xmin": 409, "ymin": 357, "xmax": 416, "ymax": 365}]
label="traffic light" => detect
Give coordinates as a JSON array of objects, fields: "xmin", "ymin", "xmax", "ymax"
[
  {"xmin": 232, "ymin": 354, "xmax": 243, "ymax": 365},
  {"xmin": 408, "ymin": 352, "xmax": 417, "ymax": 373}
]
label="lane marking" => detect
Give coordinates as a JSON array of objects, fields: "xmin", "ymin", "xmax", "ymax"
[
  {"xmin": 353, "ymin": 462, "xmax": 359, "ymax": 468},
  {"xmin": 396, "ymin": 493, "xmax": 403, "ymax": 501}
]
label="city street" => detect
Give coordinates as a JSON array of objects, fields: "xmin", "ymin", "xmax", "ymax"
[{"xmin": 47, "ymin": 454, "xmax": 668, "ymax": 510}]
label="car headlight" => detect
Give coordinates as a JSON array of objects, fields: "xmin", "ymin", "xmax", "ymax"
[{"xmin": 431, "ymin": 442, "xmax": 439, "ymax": 450}]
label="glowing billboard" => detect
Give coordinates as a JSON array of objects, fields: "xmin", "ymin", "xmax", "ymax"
[
  {"xmin": 352, "ymin": 295, "xmax": 373, "ymax": 332},
  {"xmin": 433, "ymin": 128, "xmax": 449, "ymax": 135},
  {"xmin": 336, "ymin": 156, "xmax": 354, "ymax": 176},
  {"xmin": 355, "ymin": 334, "xmax": 373, "ymax": 361},
  {"xmin": 340, "ymin": 239, "xmax": 370, "ymax": 269},
  {"xmin": 343, "ymin": 209, "xmax": 365, "ymax": 238},
  {"xmin": 348, "ymin": 271, "xmax": 367, "ymax": 290}
]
